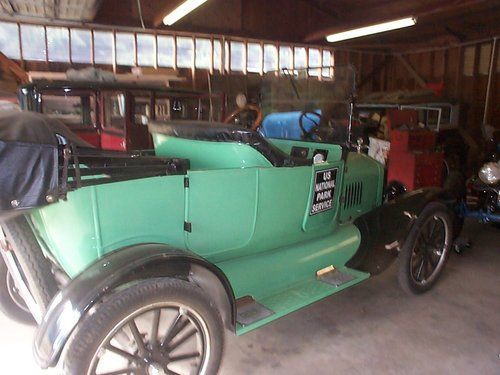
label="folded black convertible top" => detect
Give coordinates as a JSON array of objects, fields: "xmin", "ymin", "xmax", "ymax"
[
  {"xmin": 0, "ymin": 111, "xmax": 92, "ymax": 147},
  {"xmin": 0, "ymin": 111, "xmax": 188, "ymax": 217}
]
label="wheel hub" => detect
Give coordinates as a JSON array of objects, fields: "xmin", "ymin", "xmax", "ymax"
[{"xmin": 6, "ymin": 270, "xmax": 30, "ymax": 312}]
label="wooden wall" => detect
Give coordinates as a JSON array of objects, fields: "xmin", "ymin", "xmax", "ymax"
[{"xmin": 337, "ymin": 41, "xmax": 500, "ymax": 139}]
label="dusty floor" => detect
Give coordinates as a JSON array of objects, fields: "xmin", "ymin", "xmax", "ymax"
[{"xmin": 0, "ymin": 220, "xmax": 498, "ymax": 374}]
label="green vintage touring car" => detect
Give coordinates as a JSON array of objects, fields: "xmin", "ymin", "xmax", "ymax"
[{"xmin": 0, "ymin": 68, "xmax": 456, "ymax": 375}]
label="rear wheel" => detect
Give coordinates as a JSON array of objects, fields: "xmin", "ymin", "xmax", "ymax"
[
  {"xmin": 0, "ymin": 216, "xmax": 58, "ymax": 322},
  {"xmin": 0, "ymin": 256, "xmax": 34, "ymax": 324},
  {"xmin": 398, "ymin": 202, "xmax": 453, "ymax": 294},
  {"xmin": 62, "ymin": 278, "xmax": 224, "ymax": 375}
]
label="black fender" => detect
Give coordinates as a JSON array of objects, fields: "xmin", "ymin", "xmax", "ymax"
[
  {"xmin": 33, "ymin": 243, "xmax": 236, "ymax": 369},
  {"xmin": 347, "ymin": 187, "xmax": 453, "ymax": 274}
]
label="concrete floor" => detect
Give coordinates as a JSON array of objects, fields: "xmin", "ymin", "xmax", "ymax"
[{"xmin": 1, "ymin": 220, "xmax": 498, "ymax": 374}]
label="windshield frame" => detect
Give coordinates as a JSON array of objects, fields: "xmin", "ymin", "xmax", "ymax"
[{"xmin": 260, "ymin": 65, "xmax": 357, "ymax": 145}]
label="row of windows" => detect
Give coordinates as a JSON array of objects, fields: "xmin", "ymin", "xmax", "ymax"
[{"xmin": 0, "ymin": 21, "xmax": 333, "ymax": 76}]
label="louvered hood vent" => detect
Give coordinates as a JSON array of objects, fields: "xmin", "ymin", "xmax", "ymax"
[{"xmin": 343, "ymin": 181, "xmax": 363, "ymax": 209}]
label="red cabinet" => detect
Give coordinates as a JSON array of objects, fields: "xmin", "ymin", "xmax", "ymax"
[
  {"xmin": 391, "ymin": 129, "xmax": 436, "ymax": 152},
  {"xmin": 388, "ymin": 151, "xmax": 443, "ymax": 190},
  {"xmin": 388, "ymin": 129, "xmax": 442, "ymax": 190}
]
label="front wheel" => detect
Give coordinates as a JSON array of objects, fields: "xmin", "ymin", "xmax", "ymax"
[
  {"xmin": 398, "ymin": 202, "xmax": 453, "ymax": 295},
  {"xmin": 62, "ymin": 278, "xmax": 224, "ymax": 375}
]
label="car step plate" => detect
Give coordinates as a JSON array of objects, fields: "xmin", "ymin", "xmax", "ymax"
[
  {"xmin": 316, "ymin": 265, "xmax": 355, "ymax": 287},
  {"xmin": 236, "ymin": 296, "xmax": 274, "ymax": 327}
]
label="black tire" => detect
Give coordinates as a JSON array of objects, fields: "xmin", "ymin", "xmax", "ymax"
[
  {"xmin": 0, "ymin": 256, "xmax": 34, "ymax": 324},
  {"xmin": 1, "ymin": 216, "xmax": 58, "ymax": 317},
  {"xmin": 398, "ymin": 202, "xmax": 453, "ymax": 295},
  {"xmin": 62, "ymin": 278, "xmax": 224, "ymax": 375}
]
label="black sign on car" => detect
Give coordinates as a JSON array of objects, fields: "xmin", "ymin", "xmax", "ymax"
[{"xmin": 310, "ymin": 168, "xmax": 337, "ymax": 215}]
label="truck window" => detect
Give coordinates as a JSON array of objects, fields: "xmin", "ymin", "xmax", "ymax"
[
  {"xmin": 133, "ymin": 96, "xmax": 151, "ymax": 126},
  {"xmin": 41, "ymin": 94, "xmax": 96, "ymax": 128},
  {"xmin": 103, "ymin": 92, "xmax": 126, "ymax": 131},
  {"xmin": 155, "ymin": 98, "xmax": 171, "ymax": 121}
]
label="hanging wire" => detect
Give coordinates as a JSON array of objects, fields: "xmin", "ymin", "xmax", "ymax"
[{"xmin": 136, "ymin": 0, "xmax": 145, "ymax": 29}]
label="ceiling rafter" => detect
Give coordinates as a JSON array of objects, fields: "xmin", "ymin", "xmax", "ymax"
[
  {"xmin": 0, "ymin": 0, "xmax": 102, "ymax": 21},
  {"xmin": 303, "ymin": 0, "xmax": 492, "ymax": 42}
]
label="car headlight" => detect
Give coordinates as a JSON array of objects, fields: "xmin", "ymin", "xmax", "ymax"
[{"xmin": 478, "ymin": 161, "xmax": 500, "ymax": 185}]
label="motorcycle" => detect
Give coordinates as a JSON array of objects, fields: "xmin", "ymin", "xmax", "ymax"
[{"xmin": 461, "ymin": 130, "xmax": 500, "ymax": 225}]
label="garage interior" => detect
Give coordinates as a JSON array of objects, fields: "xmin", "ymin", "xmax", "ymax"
[{"xmin": 0, "ymin": 0, "xmax": 499, "ymax": 374}]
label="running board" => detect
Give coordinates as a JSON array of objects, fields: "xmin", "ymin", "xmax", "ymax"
[
  {"xmin": 235, "ymin": 266, "xmax": 369, "ymax": 335},
  {"xmin": 316, "ymin": 265, "xmax": 356, "ymax": 287},
  {"xmin": 236, "ymin": 296, "xmax": 274, "ymax": 326}
]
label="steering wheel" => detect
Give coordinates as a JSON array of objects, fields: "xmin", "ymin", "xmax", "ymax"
[
  {"xmin": 224, "ymin": 104, "xmax": 263, "ymax": 131},
  {"xmin": 299, "ymin": 111, "xmax": 324, "ymax": 141}
]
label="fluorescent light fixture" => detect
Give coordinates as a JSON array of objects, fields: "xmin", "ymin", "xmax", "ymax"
[
  {"xmin": 163, "ymin": 0, "xmax": 208, "ymax": 26},
  {"xmin": 326, "ymin": 17, "xmax": 417, "ymax": 43}
]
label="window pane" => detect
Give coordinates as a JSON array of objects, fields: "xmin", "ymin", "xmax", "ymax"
[
  {"xmin": 195, "ymin": 38, "xmax": 211, "ymax": 69},
  {"xmin": 294, "ymin": 47, "xmax": 306, "ymax": 69},
  {"xmin": 133, "ymin": 96, "xmax": 151, "ymax": 126},
  {"xmin": 155, "ymin": 98, "xmax": 171, "ymax": 121},
  {"xmin": 21, "ymin": 25, "xmax": 46, "ymax": 61},
  {"xmin": 247, "ymin": 43, "xmax": 261, "ymax": 73},
  {"xmin": 104, "ymin": 92, "xmax": 126, "ymax": 131},
  {"xmin": 322, "ymin": 50, "xmax": 332, "ymax": 77},
  {"xmin": 0, "ymin": 22, "xmax": 20, "ymax": 59},
  {"xmin": 137, "ymin": 34, "xmax": 155, "ymax": 66},
  {"xmin": 264, "ymin": 44, "xmax": 277, "ymax": 73},
  {"xmin": 70, "ymin": 29, "xmax": 91, "ymax": 63},
  {"xmin": 478, "ymin": 43, "xmax": 492, "ymax": 75},
  {"xmin": 497, "ymin": 46, "xmax": 500, "ymax": 73},
  {"xmin": 213, "ymin": 40, "xmax": 222, "ymax": 71},
  {"xmin": 463, "ymin": 46, "xmax": 475, "ymax": 77},
  {"xmin": 47, "ymin": 27, "xmax": 69, "ymax": 62},
  {"xmin": 116, "ymin": 32, "xmax": 135, "ymax": 66},
  {"xmin": 230, "ymin": 41, "xmax": 245, "ymax": 72},
  {"xmin": 308, "ymin": 48, "xmax": 321, "ymax": 76},
  {"xmin": 176, "ymin": 37, "xmax": 193, "ymax": 68},
  {"xmin": 93, "ymin": 31, "xmax": 113, "ymax": 65},
  {"xmin": 157, "ymin": 35, "xmax": 174, "ymax": 67},
  {"xmin": 279, "ymin": 46, "xmax": 292, "ymax": 70},
  {"xmin": 224, "ymin": 41, "xmax": 230, "ymax": 72}
]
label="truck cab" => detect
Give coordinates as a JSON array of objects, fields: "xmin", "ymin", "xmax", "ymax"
[{"xmin": 19, "ymin": 81, "xmax": 222, "ymax": 151}]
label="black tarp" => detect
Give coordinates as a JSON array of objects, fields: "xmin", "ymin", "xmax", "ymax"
[{"xmin": 0, "ymin": 111, "xmax": 91, "ymax": 214}]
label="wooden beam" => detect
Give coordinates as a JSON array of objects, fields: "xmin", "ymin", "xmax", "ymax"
[
  {"xmin": 0, "ymin": 0, "xmax": 15, "ymax": 14},
  {"xmin": 296, "ymin": 0, "xmax": 340, "ymax": 20},
  {"xmin": 0, "ymin": 52, "xmax": 29, "ymax": 84},
  {"xmin": 395, "ymin": 54, "xmax": 427, "ymax": 88}
]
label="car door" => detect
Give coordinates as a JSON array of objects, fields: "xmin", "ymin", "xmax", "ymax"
[
  {"xmin": 100, "ymin": 91, "xmax": 127, "ymax": 151},
  {"xmin": 184, "ymin": 168, "xmax": 259, "ymax": 259},
  {"xmin": 252, "ymin": 160, "xmax": 343, "ymax": 248},
  {"xmin": 128, "ymin": 93, "xmax": 154, "ymax": 150}
]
